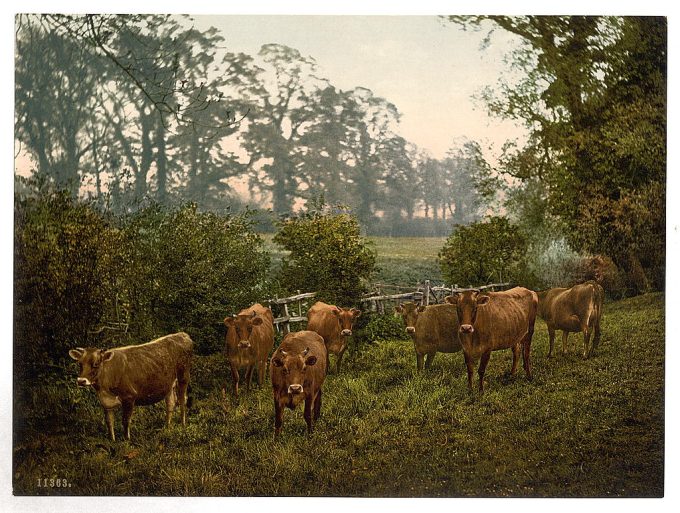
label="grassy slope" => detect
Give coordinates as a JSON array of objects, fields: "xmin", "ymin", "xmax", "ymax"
[{"xmin": 13, "ymin": 293, "xmax": 664, "ymax": 497}]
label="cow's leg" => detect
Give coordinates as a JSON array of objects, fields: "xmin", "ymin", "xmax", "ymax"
[
  {"xmin": 416, "ymin": 352, "xmax": 424, "ymax": 372},
  {"xmin": 165, "ymin": 386, "xmax": 177, "ymax": 428},
  {"xmin": 336, "ymin": 346, "xmax": 347, "ymax": 374},
  {"xmin": 561, "ymin": 331, "xmax": 569, "ymax": 355},
  {"xmin": 547, "ymin": 325, "xmax": 556, "ymax": 358},
  {"xmin": 313, "ymin": 389, "xmax": 322, "ymax": 421},
  {"xmin": 274, "ymin": 397, "xmax": 284, "ymax": 437},
  {"xmin": 582, "ymin": 325, "xmax": 592, "ymax": 359},
  {"xmin": 478, "ymin": 351, "xmax": 491, "ymax": 394},
  {"xmin": 304, "ymin": 395, "xmax": 314, "ymax": 434},
  {"xmin": 593, "ymin": 318, "xmax": 602, "ymax": 352},
  {"xmin": 425, "ymin": 352, "xmax": 436, "ymax": 370},
  {"xmin": 258, "ymin": 360, "xmax": 267, "ymax": 388},
  {"xmin": 510, "ymin": 344, "xmax": 520, "ymax": 375},
  {"xmin": 177, "ymin": 372, "xmax": 189, "ymax": 427},
  {"xmin": 104, "ymin": 408, "xmax": 116, "ymax": 441},
  {"xmin": 522, "ymin": 336, "xmax": 533, "ymax": 381},
  {"xmin": 464, "ymin": 352, "xmax": 475, "ymax": 393},
  {"xmin": 229, "ymin": 362, "xmax": 240, "ymax": 400},
  {"xmin": 245, "ymin": 365, "xmax": 254, "ymax": 392},
  {"xmin": 121, "ymin": 400, "xmax": 135, "ymax": 439}
]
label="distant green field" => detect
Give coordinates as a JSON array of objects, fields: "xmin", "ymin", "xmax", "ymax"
[
  {"xmin": 262, "ymin": 234, "xmax": 447, "ymax": 286},
  {"xmin": 13, "ymin": 293, "xmax": 664, "ymax": 497},
  {"xmin": 369, "ymin": 236, "xmax": 446, "ymax": 285}
]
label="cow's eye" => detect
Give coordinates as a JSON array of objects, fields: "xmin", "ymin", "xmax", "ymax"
[{"xmin": 282, "ymin": 368, "xmax": 289, "ymax": 375}]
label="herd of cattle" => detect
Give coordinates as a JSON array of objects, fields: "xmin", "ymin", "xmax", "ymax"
[{"xmin": 68, "ymin": 281, "xmax": 604, "ymax": 440}]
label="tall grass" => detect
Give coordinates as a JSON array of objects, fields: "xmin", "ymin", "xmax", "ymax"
[{"xmin": 13, "ymin": 293, "xmax": 663, "ymax": 497}]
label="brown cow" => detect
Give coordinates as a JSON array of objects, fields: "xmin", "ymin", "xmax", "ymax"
[
  {"xmin": 224, "ymin": 303, "xmax": 275, "ymax": 399},
  {"xmin": 306, "ymin": 301, "xmax": 361, "ymax": 373},
  {"xmin": 394, "ymin": 302, "xmax": 462, "ymax": 371},
  {"xmin": 445, "ymin": 287, "xmax": 538, "ymax": 394},
  {"xmin": 537, "ymin": 281, "xmax": 604, "ymax": 359},
  {"xmin": 270, "ymin": 330, "xmax": 327, "ymax": 436},
  {"xmin": 68, "ymin": 332, "xmax": 193, "ymax": 440}
]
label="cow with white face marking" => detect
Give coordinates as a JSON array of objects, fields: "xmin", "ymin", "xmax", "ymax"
[
  {"xmin": 270, "ymin": 330, "xmax": 327, "ymax": 437},
  {"xmin": 306, "ymin": 301, "xmax": 361, "ymax": 373},
  {"xmin": 445, "ymin": 287, "xmax": 537, "ymax": 394},
  {"xmin": 68, "ymin": 332, "xmax": 193, "ymax": 440}
]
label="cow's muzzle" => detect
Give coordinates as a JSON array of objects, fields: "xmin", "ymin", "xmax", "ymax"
[
  {"xmin": 341, "ymin": 329, "xmax": 352, "ymax": 337},
  {"xmin": 288, "ymin": 384, "xmax": 303, "ymax": 395},
  {"xmin": 238, "ymin": 341, "xmax": 252, "ymax": 349},
  {"xmin": 406, "ymin": 326, "xmax": 416, "ymax": 334},
  {"xmin": 77, "ymin": 377, "xmax": 91, "ymax": 387},
  {"xmin": 459, "ymin": 324, "xmax": 474, "ymax": 334}
]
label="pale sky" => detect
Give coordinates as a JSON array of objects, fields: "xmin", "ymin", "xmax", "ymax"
[{"xmin": 191, "ymin": 15, "xmax": 527, "ymax": 161}]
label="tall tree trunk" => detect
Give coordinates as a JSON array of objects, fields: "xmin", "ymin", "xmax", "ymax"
[{"xmin": 155, "ymin": 115, "xmax": 167, "ymax": 204}]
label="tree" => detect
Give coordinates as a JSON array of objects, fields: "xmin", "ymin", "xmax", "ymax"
[
  {"xmin": 438, "ymin": 216, "xmax": 532, "ymax": 287},
  {"xmin": 273, "ymin": 199, "xmax": 376, "ymax": 305},
  {"xmin": 449, "ymin": 16, "xmax": 666, "ymax": 293},
  {"xmin": 15, "ymin": 23, "xmax": 104, "ymax": 195}
]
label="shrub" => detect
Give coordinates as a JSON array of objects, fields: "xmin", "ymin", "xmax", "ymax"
[
  {"xmin": 14, "ymin": 188, "xmax": 123, "ymax": 373},
  {"xmin": 273, "ymin": 200, "xmax": 376, "ymax": 306},
  {"xmin": 14, "ymin": 187, "xmax": 271, "ymax": 378},
  {"xmin": 357, "ymin": 313, "xmax": 409, "ymax": 344},
  {"xmin": 438, "ymin": 216, "xmax": 534, "ymax": 287},
  {"xmin": 118, "ymin": 203, "xmax": 271, "ymax": 354}
]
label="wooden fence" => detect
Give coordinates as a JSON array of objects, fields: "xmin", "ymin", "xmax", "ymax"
[{"xmin": 266, "ymin": 281, "xmax": 512, "ymax": 333}]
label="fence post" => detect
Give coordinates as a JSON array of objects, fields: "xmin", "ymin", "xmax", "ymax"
[
  {"xmin": 282, "ymin": 301, "xmax": 291, "ymax": 334},
  {"xmin": 425, "ymin": 280, "xmax": 430, "ymax": 306}
]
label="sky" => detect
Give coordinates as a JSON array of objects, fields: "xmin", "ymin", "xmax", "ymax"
[{"xmin": 191, "ymin": 15, "xmax": 527, "ymax": 161}]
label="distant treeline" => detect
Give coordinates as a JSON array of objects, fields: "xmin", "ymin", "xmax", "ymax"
[
  {"xmin": 15, "ymin": 14, "xmax": 494, "ymax": 236},
  {"xmin": 15, "ymin": 15, "xmax": 666, "ymax": 305}
]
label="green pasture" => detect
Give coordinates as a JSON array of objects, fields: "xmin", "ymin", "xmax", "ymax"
[{"xmin": 13, "ymin": 292, "xmax": 664, "ymax": 497}]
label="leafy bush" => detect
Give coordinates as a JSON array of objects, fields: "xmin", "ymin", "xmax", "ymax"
[
  {"xmin": 357, "ymin": 313, "xmax": 409, "ymax": 344},
  {"xmin": 438, "ymin": 216, "xmax": 535, "ymax": 287},
  {"xmin": 14, "ymin": 188, "xmax": 123, "ymax": 372},
  {"xmin": 119, "ymin": 203, "xmax": 271, "ymax": 354},
  {"xmin": 14, "ymin": 186, "xmax": 271, "ymax": 378},
  {"xmin": 273, "ymin": 200, "xmax": 376, "ymax": 305}
]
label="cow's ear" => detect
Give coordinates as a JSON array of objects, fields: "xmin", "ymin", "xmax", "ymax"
[
  {"xmin": 251, "ymin": 316, "xmax": 263, "ymax": 326},
  {"xmin": 305, "ymin": 355, "xmax": 318, "ymax": 366},
  {"xmin": 102, "ymin": 350, "xmax": 115, "ymax": 362},
  {"xmin": 331, "ymin": 308, "xmax": 340, "ymax": 317},
  {"xmin": 417, "ymin": 305, "xmax": 427, "ymax": 312},
  {"xmin": 351, "ymin": 308, "xmax": 362, "ymax": 318},
  {"xmin": 68, "ymin": 348, "xmax": 84, "ymax": 361},
  {"xmin": 271, "ymin": 356, "xmax": 284, "ymax": 367},
  {"xmin": 444, "ymin": 294, "xmax": 459, "ymax": 305},
  {"xmin": 477, "ymin": 295, "xmax": 490, "ymax": 306},
  {"xmin": 395, "ymin": 304, "xmax": 403, "ymax": 314},
  {"xmin": 224, "ymin": 317, "xmax": 234, "ymax": 327}
]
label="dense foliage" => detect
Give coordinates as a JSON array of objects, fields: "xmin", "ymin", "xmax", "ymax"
[
  {"xmin": 14, "ymin": 184, "xmax": 270, "ymax": 375},
  {"xmin": 273, "ymin": 200, "xmax": 376, "ymax": 306},
  {"xmin": 450, "ymin": 16, "xmax": 666, "ymax": 294},
  {"xmin": 438, "ymin": 216, "xmax": 533, "ymax": 287}
]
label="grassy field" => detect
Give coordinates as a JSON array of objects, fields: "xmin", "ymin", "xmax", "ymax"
[
  {"xmin": 13, "ymin": 292, "xmax": 664, "ymax": 497},
  {"xmin": 263, "ymin": 233, "xmax": 447, "ymax": 286}
]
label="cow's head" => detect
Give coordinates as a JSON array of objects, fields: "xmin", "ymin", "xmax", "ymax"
[
  {"xmin": 445, "ymin": 291, "xmax": 490, "ymax": 335},
  {"xmin": 332, "ymin": 307, "xmax": 361, "ymax": 337},
  {"xmin": 224, "ymin": 312, "xmax": 263, "ymax": 349},
  {"xmin": 394, "ymin": 302, "xmax": 426, "ymax": 335},
  {"xmin": 271, "ymin": 347, "xmax": 318, "ymax": 396},
  {"xmin": 68, "ymin": 347, "xmax": 114, "ymax": 387}
]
